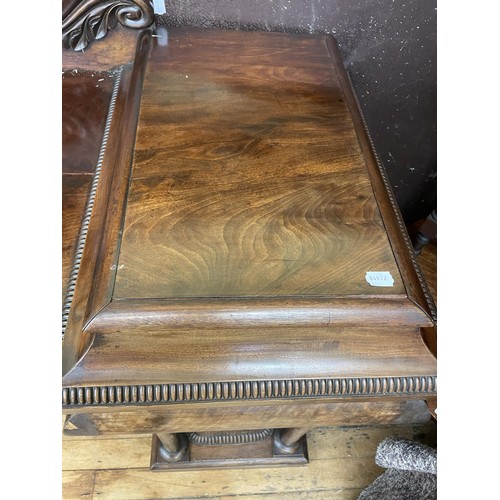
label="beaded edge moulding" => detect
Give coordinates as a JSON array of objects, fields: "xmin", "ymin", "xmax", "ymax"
[{"xmin": 63, "ymin": 376, "xmax": 437, "ymax": 408}]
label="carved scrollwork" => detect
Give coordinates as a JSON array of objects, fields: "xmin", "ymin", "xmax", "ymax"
[{"xmin": 62, "ymin": 0, "xmax": 155, "ymax": 51}]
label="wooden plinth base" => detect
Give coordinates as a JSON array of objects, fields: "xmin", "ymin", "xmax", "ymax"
[{"xmin": 150, "ymin": 431, "xmax": 309, "ymax": 470}]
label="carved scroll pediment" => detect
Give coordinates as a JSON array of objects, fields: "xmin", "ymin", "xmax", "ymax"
[{"xmin": 62, "ymin": 0, "xmax": 155, "ymax": 51}]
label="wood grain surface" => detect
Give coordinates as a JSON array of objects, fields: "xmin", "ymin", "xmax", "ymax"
[
  {"xmin": 113, "ymin": 28, "xmax": 404, "ymax": 300},
  {"xmin": 62, "ymin": 69, "xmax": 115, "ymax": 299},
  {"xmin": 63, "ymin": 399, "xmax": 431, "ymax": 434},
  {"xmin": 62, "ymin": 25, "xmax": 142, "ymax": 71},
  {"xmin": 62, "ymin": 70, "xmax": 115, "ymax": 173},
  {"xmin": 418, "ymin": 242, "xmax": 437, "ymax": 306},
  {"xmin": 325, "ymin": 36, "xmax": 436, "ymax": 321},
  {"xmin": 62, "ymin": 32, "xmax": 151, "ymax": 374},
  {"xmin": 86, "ymin": 296, "xmax": 432, "ymax": 333},
  {"xmin": 63, "ymin": 325, "xmax": 436, "ymax": 387},
  {"xmin": 61, "ymin": 245, "xmax": 437, "ymax": 499},
  {"xmin": 62, "ymin": 174, "xmax": 93, "ymax": 298},
  {"xmin": 62, "ymin": 29, "xmax": 435, "ymax": 415}
]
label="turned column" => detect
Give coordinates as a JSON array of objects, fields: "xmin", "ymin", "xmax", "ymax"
[
  {"xmin": 273, "ymin": 427, "xmax": 310, "ymax": 454},
  {"xmin": 157, "ymin": 432, "xmax": 188, "ymax": 462}
]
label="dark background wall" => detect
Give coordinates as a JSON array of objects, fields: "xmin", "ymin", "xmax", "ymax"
[{"xmin": 157, "ymin": 0, "xmax": 437, "ymax": 225}]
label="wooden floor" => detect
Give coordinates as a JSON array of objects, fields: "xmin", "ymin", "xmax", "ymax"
[{"xmin": 63, "ymin": 242, "xmax": 437, "ymax": 500}]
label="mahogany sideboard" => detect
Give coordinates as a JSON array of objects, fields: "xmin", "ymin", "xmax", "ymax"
[{"xmin": 62, "ymin": 3, "xmax": 437, "ymax": 470}]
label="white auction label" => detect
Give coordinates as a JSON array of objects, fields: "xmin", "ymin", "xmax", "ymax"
[
  {"xmin": 153, "ymin": 0, "xmax": 166, "ymax": 14},
  {"xmin": 365, "ymin": 271, "xmax": 394, "ymax": 287}
]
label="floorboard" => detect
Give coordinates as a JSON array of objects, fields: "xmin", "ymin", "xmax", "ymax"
[
  {"xmin": 62, "ymin": 470, "xmax": 96, "ymax": 500},
  {"xmin": 63, "ymin": 422, "xmax": 436, "ymax": 500}
]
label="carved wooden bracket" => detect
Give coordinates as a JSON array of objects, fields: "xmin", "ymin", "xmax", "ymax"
[{"xmin": 62, "ymin": 0, "xmax": 155, "ymax": 51}]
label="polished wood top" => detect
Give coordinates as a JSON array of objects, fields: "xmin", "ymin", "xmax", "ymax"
[
  {"xmin": 113, "ymin": 28, "xmax": 404, "ymax": 300},
  {"xmin": 62, "ymin": 29, "xmax": 436, "ymax": 395}
]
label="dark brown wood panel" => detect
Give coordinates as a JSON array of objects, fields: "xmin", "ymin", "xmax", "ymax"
[
  {"xmin": 62, "ymin": 33, "xmax": 151, "ymax": 375},
  {"xmin": 64, "ymin": 400, "xmax": 431, "ymax": 434},
  {"xmin": 63, "ymin": 326, "xmax": 436, "ymax": 387},
  {"xmin": 62, "ymin": 29, "xmax": 435, "ymax": 418},
  {"xmin": 325, "ymin": 37, "xmax": 436, "ymax": 320},
  {"xmin": 62, "ymin": 173, "xmax": 93, "ymax": 298},
  {"xmin": 62, "ymin": 25, "xmax": 143, "ymax": 71},
  {"xmin": 62, "ymin": 69, "xmax": 115, "ymax": 174},
  {"xmin": 418, "ymin": 242, "xmax": 437, "ymax": 305},
  {"xmin": 87, "ymin": 296, "xmax": 431, "ymax": 333},
  {"xmin": 113, "ymin": 29, "xmax": 404, "ymax": 300}
]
